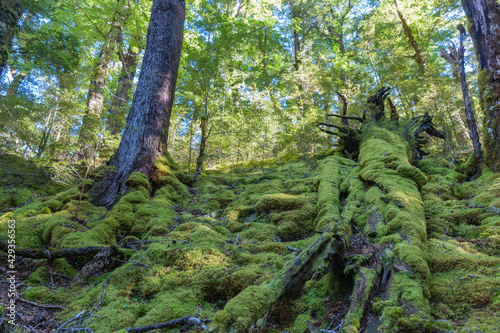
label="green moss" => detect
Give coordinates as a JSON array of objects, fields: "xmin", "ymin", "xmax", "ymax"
[
  {"xmin": 314, "ymin": 148, "xmax": 339, "ymax": 159},
  {"xmin": 55, "ymin": 258, "xmax": 77, "ymax": 277},
  {"xmin": 197, "ymin": 265, "xmax": 262, "ymax": 303},
  {"xmin": 38, "ymin": 206, "xmax": 51, "ymax": 214},
  {"xmin": 239, "ymin": 223, "xmax": 279, "ymax": 242},
  {"xmin": 396, "ymin": 164, "xmax": 427, "ymax": 189},
  {"xmin": 210, "ymin": 283, "xmax": 281, "ymax": 332},
  {"xmin": 42, "ymin": 214, "xmax": 84, "ymax": 246},
  {"xmin": 27, "ymin": 266, "xmax": 50, "ymax": 284},
  {"xmin": 314, "ymin": 157, "xmax": 341, "ymax": 232},
  {"xmin": 379, "ymin": 272, "xmax": 430, "ymax": 330},
  {"xmin": 23, "ymin": 285, "xmax": 71, "ymax": 304},
  {"xmin": 395, "ymin": 243, "xmax": 429, "ymax": 279},
  {"xmin": 125, "ymin": 172, "xmax": 149, "ymax": 190},
  {"xmin": 132, "ymin": 289, "xmax": 199, "ymax": 328},
  {"xmin": 417, "ymin": 158, "xmax": 450, "ymax": 176},
  {"xmin": 0, "ymin": 187, "xmax": 32, "ymax": 209},
  {"xmin": 445, "ymin": 171, "xmax": 467, "ymax": 182},
  {"xmin": 168, "ymin": 222, "xmax": 226, "ymax": 245},
  {"xmin": 255, "ymin": 193, "xmax": 309, "ymax": 212},
  {"xmin": 343, "ymin": 267, "xmax": 377, "ymax": 332},
  {"xmin": 291, "ymin": 313, "xmax": 312, "ymax": 332},
  {"xmin": 285, "ymin": 178, "xmax": 319, "ymax": 195},
  {"xmin": 456, "ymin": 152, "xmax": 481, "ymax": 178}
]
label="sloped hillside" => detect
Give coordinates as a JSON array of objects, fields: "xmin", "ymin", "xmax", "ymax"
[{"xmin": 0, "ymin": 129, "xmax": 499, "ymax": 332}]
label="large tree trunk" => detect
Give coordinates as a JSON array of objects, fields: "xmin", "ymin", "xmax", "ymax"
[
  {"xmin": 91, "ymin": 0, "xmax": 185, "ymax": 208},
  {"xmin": 107, "ymin": 40, "xmax": 142, "ymax": 136},
  {"xmin": 462, "ymin": 0, "xmax": 500, "ymax": 172}
]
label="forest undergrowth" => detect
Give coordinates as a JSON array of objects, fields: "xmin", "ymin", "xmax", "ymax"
[{"xmin": 0, "ymin": 130, "xmax": 499, "ymax": 332}]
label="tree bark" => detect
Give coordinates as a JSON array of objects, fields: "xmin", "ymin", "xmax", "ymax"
[
  {"xmin": 107, "ymin": 41, "xmax": 142, "ymax": 136},
  {"xmin": 462, "ymin": 0, "xmax": 500, "ymax": 172},
  {"xmin": 91, "ymin": 0, "xmax": 185, "ymax": 208}
]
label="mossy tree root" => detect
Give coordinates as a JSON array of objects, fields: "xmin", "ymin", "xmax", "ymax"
[{"xmin": 0, "ymin": 242, "xmax": 124, "ymax": 260}]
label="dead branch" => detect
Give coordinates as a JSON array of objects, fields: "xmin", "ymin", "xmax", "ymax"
[{"xmin": 126, "ymin": 316, "xmax": 212, "ymax": 332}]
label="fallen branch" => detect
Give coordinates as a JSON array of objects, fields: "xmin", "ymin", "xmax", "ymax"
[
  {"xmin": 16, "ymin": 297, "xmax": 66, "ymax": 310},
  {"xmin": 442, "ymin": 228, "xmax": 448, "ymax": 248},
  {"xmin": 126, "ymin": 316, "xmax": 212, "ymax": 333}
]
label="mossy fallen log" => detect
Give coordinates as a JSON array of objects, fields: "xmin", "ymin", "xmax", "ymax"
[
  {"xmin": 0, "ymin": 242, "xmax": 122, "ymax": 260},
  {"xmin": 340, "ymin": 126, "xmax": 432, "ymax": 332},
  {"xmin": 208, "ymin": 233, "xmax": 343, "ymax": 332}
]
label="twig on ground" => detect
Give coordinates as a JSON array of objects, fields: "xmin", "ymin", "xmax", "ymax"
[
  {"xmin": 442, "ymin": 228, "xmax": 448, "ymax": 248},
  {"xmin": 320, "ymin": 318, "xmax": 344, "ymax": 333},
  {"xmin": 55, "ymin": 278, "xmax": 109, "ymax": 333},
  {"xmin": 111, "ymin": 257, "xmax": 151, "ymax": 269}
]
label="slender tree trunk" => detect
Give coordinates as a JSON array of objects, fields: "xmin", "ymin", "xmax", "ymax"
[
  {"xmin": 196, "ymin": 116, "xmax": 208, "ymax": 174},
  {"xmin": 336, "ymin": 91, "xmax": 349, "ymax": 125},
  {"xmin": 392, "ymin": 0, "xmax": 425, "ymax": 73},
  {"xmin": 440, "ymin": 44, "xmax": 473, "ymax": 143},
  {"xmin": 91, "ymin": 0, "xmax": 185, "ymax": 208},
  {"xmin": 457, "ymin": 25, "xmax": 483, "ymax": 160},
  {"xmin": 107, "ymin": 42, "xmax": 142, "ymax": 135},
  {"xmin": 462, "ymin": 0, "xmax": 500, "ymax": 172},
  {"xmin": 289, "ymin": 1, "xmax": 301, "ymax": 71},
  {"xmin": 187, "ymin": 105, "xmax": 199, "ymax": 173},
  {"xmin": 79, "ymin": 0, "xmax": 132, "ymax": 144}
]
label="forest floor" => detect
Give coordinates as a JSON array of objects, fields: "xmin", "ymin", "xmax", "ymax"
[{"xmin": 0, "ymin": 138, "xmax": 499, "ymax": 332}]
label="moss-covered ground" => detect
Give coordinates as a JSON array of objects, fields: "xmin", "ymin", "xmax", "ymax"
[{"xmin": 0, "ymin": 138, "xmax": 499, "ymax": 332}]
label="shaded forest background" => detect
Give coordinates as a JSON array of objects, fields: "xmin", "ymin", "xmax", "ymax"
[{"xmin": 0, "ymin": 0, "xmax": 479, "ymax": 174}]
